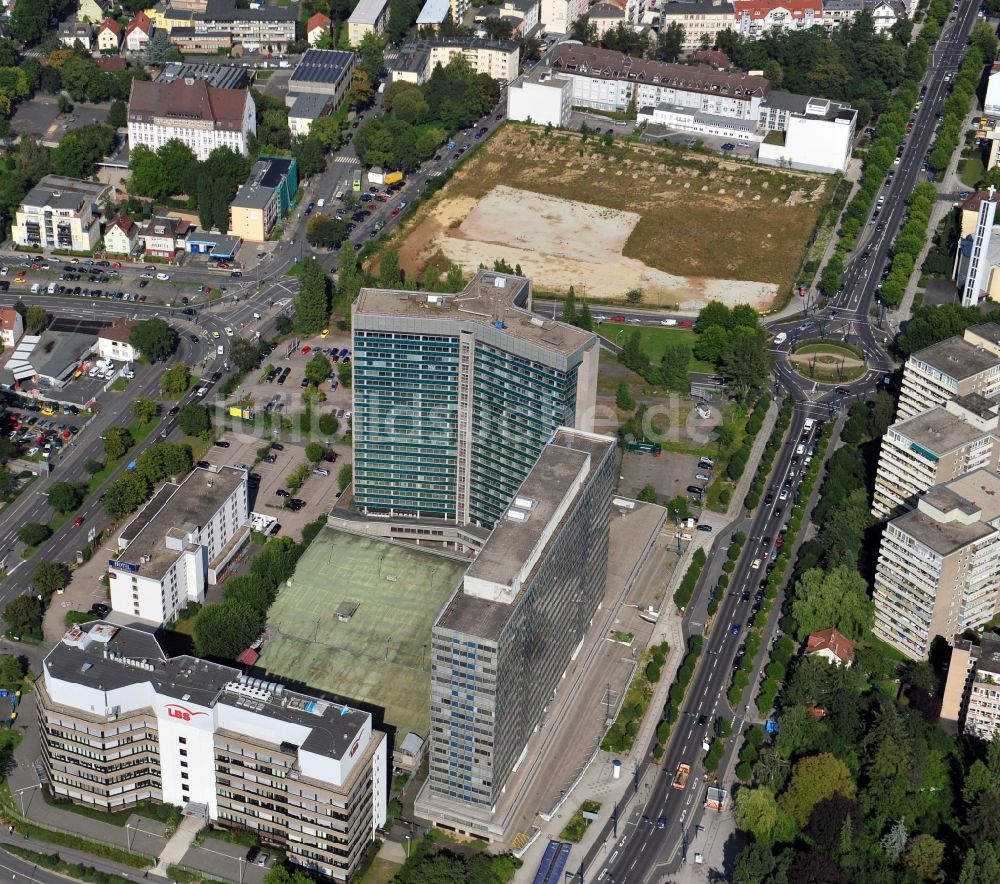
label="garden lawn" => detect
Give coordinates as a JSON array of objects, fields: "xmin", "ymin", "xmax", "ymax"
[{"xmin": 597, "ymin": 323, "xmax": 715, "ymax": 373}]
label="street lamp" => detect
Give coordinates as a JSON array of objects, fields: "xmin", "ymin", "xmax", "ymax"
[
  {"xmin": 404, "ymin": 834, "xmax": 411, "ymax": 859},
  {"xmin": 14, "ymin": 783, "xmax": 40, "ymax": 818}
]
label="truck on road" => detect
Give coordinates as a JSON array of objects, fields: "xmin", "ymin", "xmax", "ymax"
[
  {"xmin": 385, "ymin": 170, "xmax": 404, "ymax": 185},
  {"xmin": 773, "ymin": 332, "xmax": 787, "ymax": 345},
  {"xmin": 672, "ymin": 763, "xmax": 691, "ymax": 790}
]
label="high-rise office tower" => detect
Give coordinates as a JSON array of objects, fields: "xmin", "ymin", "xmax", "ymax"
[{"xmin": 351, "ymin": 271, "xmax": 599, "ymax": 527}]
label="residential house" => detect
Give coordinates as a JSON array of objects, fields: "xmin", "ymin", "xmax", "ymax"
[
  {"xmin": 539, "ymin": 0, "xmax": 587, "ymax": 32},
  {"xmin": 77, "ymin": 0, "xmax": 104, "ymax": 23},
  {"xmin": 347, "ymin": 0, "xmax": 390, "ymax": 46},
  {"xmin": 588, "ymin": 1, "xmax": 625, "ymax": 37},
  {"xmin": 425, "ymin": 37, "xmax": 519, "ymax": 82},
  {"xmin": 140, "ymin": 216, "xmax": 191, "ymax": 260},
  {"xmin": 942, "ymin": 634, "xmax": 1000, "ymax": 741},
  {"xmin": 59, "ymin": 21, "xmax": 94, "ymax": 49},
  {"xmin": 146, "ymin": 4, "xmax": 195, "ymax": 33},
  {"xmin": 11, "ymin": 175, "xmax": 111, "ymax": 253},
  {"xmin": 307, "ymin": 11, "xmax": 331, "ymax": 45},
  {"xmin": 97, "ymin": 317, "xmax": 140, "ymax": 363},
  {"xmin": 0, "ymin": 309, "xmax": 24, "ymax": 349},
  {"xmin": 128, "ymin": 78, "xmax": 256, "ymax": 160},
  {"xmin": 733, "ymin": 0, "xmax": 825, "ymax": 37},
  {"xmin": 125, "ymin": 12, "xmax": 153, "ymax": 52},
  {"xmin": 103, "ymin": 215, "xmax": 139, "ymax": 256},
  {"xmin": 287, "ymin": 93, "xmax": 331, "ymax": 138},
  {"xmin": 95, "ymin": 18, "xmax": 122, "ymax": 52},
  {"xmin": 416, "ymin": 0, "xmax": 452, "ymax": 30},
  {"xmin": 804, "ymin": 628, "xmax": 855, "ymax": 667}
]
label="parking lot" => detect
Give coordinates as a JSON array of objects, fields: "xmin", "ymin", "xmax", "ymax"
[
  {"xmin": 9, "ymin": 95, "xmax": 112, "ymax": 143},
  {"xmin": 620, "ymin": 448, "xmax": 706, "ymax": 508}
]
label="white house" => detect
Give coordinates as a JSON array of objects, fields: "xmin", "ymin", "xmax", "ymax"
[
  {"xmin": 0, "ymin": 309, "xmax": 24, "ymax": 349},
  {"xmin": 96, "ymin": 317, "xmax": 140, "ymax": 363},
  {"xmin": 104, "ymin": 214, "xmax": 139, "ymax": 255},
  {"xmin": 59, "ymin": 21, "xmax": 93, "ymax": 49},
  {"xmin": 95, "ymin": 18, "xmax": 122, "ymax": 52},
  {"xmin": 507, "ymin": 68, "xmax": 573, "ymax": 127},
  {"xmin": 540, "ymin": 0, "xmax": 588, "ymax": 33},
  {"xmin": 804, "ymin": 628, "xmax": 855, "ymax": 667},
  {"xmin": 125, "ymin": 11, "xmax": 153, "ymax": 52},
  {"xmin": 307, "ymin": 11, "xmax": 331, "ymax": 44}
]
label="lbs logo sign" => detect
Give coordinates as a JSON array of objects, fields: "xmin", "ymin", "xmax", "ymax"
[{"xmin": 165, "ymin": 704, "xmax": 208, "ymax": 722}]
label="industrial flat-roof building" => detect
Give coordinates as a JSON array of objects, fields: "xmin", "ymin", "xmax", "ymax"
[
  {"xmin": 38, "ymin": 622, "xmax": 387, "ymax": 881},
  {"xmin": 351, "ymin": 271, "xmax": 599, "ymax": 528},
  {"xmin": 108, "ymin": 465, "xmax": 250, "ymax": 625},
  {"xmin": 416, "ymin": 428, "xmax": 616, "ymax": 837},
  {"xmin": 288, "ymin": 49, "xmax": 358, "ymax": 108}
]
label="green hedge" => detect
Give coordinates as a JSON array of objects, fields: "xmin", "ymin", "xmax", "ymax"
[{"xmin": 673, "ymin": 547, "xmax": 708, "ymax": 610}]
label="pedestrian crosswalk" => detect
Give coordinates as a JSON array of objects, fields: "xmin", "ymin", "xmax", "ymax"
[{"xmin": 331, "ymin": 155, "xmax": 355, "ymax": 165}]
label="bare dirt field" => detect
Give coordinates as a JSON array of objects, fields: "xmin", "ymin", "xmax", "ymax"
[{"xmin": 393, "ymin": 125, "xmax": 831, "ymax": 310}]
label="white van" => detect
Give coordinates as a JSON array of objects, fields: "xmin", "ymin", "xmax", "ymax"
[
  {"xmin": 217, "ymin": 345, "xmax": 225, "ymax": 355},
  {"xmin": 317, "ymin": 199, "xmax": 325, "ymax": 208},
  {"xmin": 796, "ymin": 444, "xmax": 806, "ymax": 455},
  {"xmin": 47, "ymin": 282, "xmax": 57, "ymax": 294},
  {"xmin": 30, "ymin": 283, "xmax": 41, "ymax": 294}
]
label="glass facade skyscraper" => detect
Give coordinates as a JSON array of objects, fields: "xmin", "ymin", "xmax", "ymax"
[{"xmin": 352, "ymin": 272, "xmax": 599, "ymax": 527}]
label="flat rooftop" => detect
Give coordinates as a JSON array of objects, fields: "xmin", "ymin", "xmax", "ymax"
[
  {"xmin": 44, "ymin": 621, "xmax": 369, "ymax": 759},
  {"xmin": 938, "ymin": 469, "xmax": 1000, "ymax": 524},
  {"xmin": 436, "ymin": 429, "xmax": 614, "ymax": 641},
  {"xmin": 256, "ymin": 528, "xmax": 467, "ymax": 740},
  {"xmin": 115, "ymin": 466, "xmax": 247, "ymax": 580},
  {"xmin": 892, "ymin": 406, "xmax": 991, "ymax": 455},
  {"xmin": 953, "ymin": 391, "xmax": 998, "ymax": 419},
  {"xmin": 967, "ymin": 322, "xmax": 1000, "ymax": 348},
  {"xmin": 355, "ymin": 270, "xmax": 595, "ymax": 358},
  {"xmin": 911, "ymin": 335, "xmax": 1000, "ymax": 381},
  {"xmin": 894, "ymin": 506, "xmax": 995, "ymax": 557}
]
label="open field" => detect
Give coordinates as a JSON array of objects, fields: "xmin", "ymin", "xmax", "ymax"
[
  {"xmin": 597, "ymin": 323, "xmax": 715, "ymax": 373},
  {"xmin": 393, "ymin": 125, "xmax": 830, "ymax": 310}
]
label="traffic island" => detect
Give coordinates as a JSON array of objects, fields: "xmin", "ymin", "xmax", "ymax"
[{"xmin": 788, "ymin": 339, "xmax": 866, "ymax": 384}]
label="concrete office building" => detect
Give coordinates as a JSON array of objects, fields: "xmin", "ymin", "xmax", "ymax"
[
  {"xmin": 347, "ymin": 0, "xmax": 390, "ymax": 46},
  {"xmin": 871, "ymin": 395, "xmax": 1000, "ymax": 520},
  {"xmin": 229, "ymin": 156, "xmax": 298, "ymax": 243},
  {"xmin": 506, "ymin": 67, "xmax": 572, "ymax": 127},
  {"xmin": 416, "ymin": 428, "xmax": 616, "ymax": 837},
  {"xmin": 873, "ymin": 469, "xmax": 1000, "ymax": 661},
  {"xmin": 351, "ymin": 271, "xmax": 599, "ymax": 528},
  {"xmin": 942, "ymin": 634, "xmax": 1000, "ymax": 741},
  {"xmin": 108, "ymin": 465, "xmax": 249, "ymax": 625},
  {"xmin": 38, "ymin": 622, "xmax": 387, "ymax": 880},
  {"xmin": 288, "ymin": 49, "xmax": 358, "ymax": 108},
  {"xmin": 895, "ymin": 328, "xmax": 1000, "ymax": 422}
]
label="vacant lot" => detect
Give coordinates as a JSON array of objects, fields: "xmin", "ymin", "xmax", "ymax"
[
  {"xmin": 597, "ymin": 323, "xmax": 715, "ymax": 372},
  {"xmin": 394, "ymin": 125, "xmax": 830, "ymax": 310}
]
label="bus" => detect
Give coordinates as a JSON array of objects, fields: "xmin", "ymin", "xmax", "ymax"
[{"xmin": 352, "ymin": 169, "xmax": 363, "ymax": 192}]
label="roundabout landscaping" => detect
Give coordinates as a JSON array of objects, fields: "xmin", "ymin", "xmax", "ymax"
[{"xmin": 788, "ymin": 339, "xmax": 867, "ymax": 384}]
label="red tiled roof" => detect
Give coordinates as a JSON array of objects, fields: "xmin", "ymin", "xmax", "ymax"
[
  {"xmin": 126, "ymin": 11, "xmax": 152, "ymax": 35},
  {"xmin": 96, "ymin": 56, "xmax": 127, "ymax": 72},
  {"xmin": 98, "ymin": 317, "xmax": 139, "ymax": 344},
  {"xmin": 691, "ymin": 49, "xmax": 731, "ymax": 69},
  {"xmin": 963, "ymin": 190, "xmax": 993, "ymax": 213},
  {"xmin": 98, "ymin": 17, "xmax": 121, "ymax": 36},
  {"xmin": 0, "ymin": 308, "xmax": 20, "ymax": 331},
  {"xmin": 236, "ymin": 647, "xmax": 260, "ymax": 665},
  {"xmin": 805, "ymin": 628, "xmax": 855, "ymax": 664},
  {"xmin": 308, "ymin": 12, "xmax": 331, "ymax": 31},
  {"xmin": 129, "ymin": 78, "xmax": 249, "ymax": 130},
  {"xmin": 734, "ymin": 0, "xmax": 824, "ymax": 19},
  {"xmin": 108, "ymin": 214, "xmax": 136, "ymax": 236}
]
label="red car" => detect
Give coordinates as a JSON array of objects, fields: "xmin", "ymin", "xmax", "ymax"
[
  {"xmin": 73, "ymin": 516, "xmax": 84, "ymax": 527},
  {"xmin": 775, "ymin": 536, "xmax": 784, "ymax": 549},
  {"xmin": 610, "ymin": 314, "xmax": 626, "ymax": 322},
  {"xmin": 111, "ymin": 262, "xmax": 121, "ymax": 268},
  {"xmin": 300, "ymin": 345, "xmax": 312, "ymax": 355},
  {"xmin": 217, "ymin": 262, "xmax": 230, "ymax": 269},
  {"xmin": 390, "ymin": 208, "xmax": 401, "ymax": 217}
]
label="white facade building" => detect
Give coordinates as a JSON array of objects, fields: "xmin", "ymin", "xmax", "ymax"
[
  {"xmin": 757, "ymin": 95, "xmax": 857, "ymax": 174},
  {"xmin": 507, "ymin": 67, "xmax": 573, "ymax": 126},
  {"xmin": 108, "ymin": 465, "xmax": 250, "ymax": 624},
  {"xmin": 347, "ymin": 0, "xmax": 390, "ymax": 46},
  {"xmin": 39, "ymin": 622, "xmax": 387, "ymax": 881},
  {"xmin": 540, "ymin": 0, "xmax": 587, "ymax": 33}
]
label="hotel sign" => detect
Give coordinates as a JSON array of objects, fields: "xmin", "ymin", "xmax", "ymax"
[{"xmin": 108, "ymin": 559, "xmax": 138, "ymax": 573}]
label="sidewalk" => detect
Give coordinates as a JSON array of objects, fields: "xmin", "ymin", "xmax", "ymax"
[{"xmin": 513, "ymin": 401, "xmax": 780, "ymax": 882}]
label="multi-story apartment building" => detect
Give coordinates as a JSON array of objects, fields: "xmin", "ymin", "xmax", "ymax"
[
  {"xmin": 734, "ymin": 0, "xmax": 824, "ymax": 36},
  {"xmin": 942, "ymin": 633, "xmax": 1000, "ymax": 740},
  {"xmin": 425, "ymin": 38, "xmax": 519, "ymax": 82},
  {"xmin": 416, "ymin": 428, "xmax": 615, "ymax": 837},
  {"xmin": 871, "ymin": 395, "xmax": 1000, "ymax": 520},
  {"xmin": 540, "ymin": 0, "xmax": 587, "ymax": 32},
  {"xmin": 659, "ymin": 0, "xmax": 736, "ymax": 49},
  {"xmin": 351, "ymin": 271, "xmax": 599, "ymax": 528},
  {"xmin": 895, "ymin": 326, "xmax": 1000, "ymax": 421},
  {"xmin": 108, "ymin": 465, "xmax": 249, "ymax": 625},
  {"xmin": 128, "ymin": 77, "xmax": 256, "ymax": 161},
  {"xmin": 230, "ymin": 156, "xmax": 298, "ymax": 243},
  {"xmin": 12, "ymin": 175, "xmax": 110, "ymax": 253},
  {"xmin": 193, "ymin": 0, "xmax": 296, "ymax": 52},
  {"xmin": 347, "ymin": 0, "xmax": 390, "ymax": 46},
  {"xmin": 873, "ymin": 469, "xmax": 1000, "ymax": 660},
  {"xmin": 38, "ymin": 621, "xmax": 387, "ymax": 880}
]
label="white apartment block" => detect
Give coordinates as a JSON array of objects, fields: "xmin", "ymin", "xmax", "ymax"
[
  {"xmin": 540, "ymin": 0, "xmax": 587, "ymax": 33},
  {"xmin": 942, "ymin": 634, "xmax": 1000, "ymax": 741},
  {"xmin": 873, "ymin": 469, "xmax": 1000, "ymax": 661},
  {"xmin": 734, "ymin": 0, "xmax": 824, "ymax": 37},
  {"xmin": 507, "ymin": 67, "xmax": 573, "ymax": 126},
  {"xmin": 11, "ymin": 175, "xmax": 111, "ymax": 253},
  {"xmin": 193, "ymin": 2, "xmax": 296, "ymax": 52},
  {"xmin": 39, "ymin": 622, "xmax": 387, "ymax": 880},
  {"xmin": 127, "ymin": 78, "xmax": 256, "ymax": 161},
  {"xmin": 347, "ymin": 0, "xmax": 390, "ymax": 46},
  {"xmin": 871, "ymin": 395, "xmax": 1000, "ymax": 520},
  {"xmin": 108, "ymin": 466, "xmax": 249, "ymax": 625},
  {"xmin": 426, "ymin": 38, "xmax": 520, "ymax": 82},
  {"xmin": 659, "ymin": 0, "xmax": 736, "ymax": 50},
  {"xmin": 896, "ymin": 326, "xmax": 1000, "ymax": 422}
]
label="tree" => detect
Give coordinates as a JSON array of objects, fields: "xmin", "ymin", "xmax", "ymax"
[
  {"xmin": 638, "ymin": 484, "xmax": 657, "ymax": 503},
  {"xmin": 880, "ymin": 818, "xmax": 908, "ymax": 862},
  {"xmin": 24, "ymin": 305, "xmax": 49, "ymax": 334},
  {"xmin": 304, "ymin": 353, "xmax": 331, "ymax": 386},
  {"xmin": 337, "ymin": 463, "xmax": 353, "ymax": 491},
  {"xmin": 131, "ymin": 397, "xmax": 159, "ymax": 425},
  {"xmin": 177, "ymin": 404, "xmax": 212, "ymax": 439},
  {"xmin": 903, "ymin": 833, "xmax": 944, "ymax": 881},
  {"xmin": 103, "ymin": 425, "xmax": 134, "ymax": 461},
  {"xmin": 693, "ymin": 325, "xmax": 729, "ymax": 365},
  {"xmin": 577, "ymin": 301, "xmax": 593, "ymax": 331},
  {"xmin": 146, "ymin": 29, "xmax": 179, "ymax": 65},
  {"xmin": 305, "ymin": 442, "xmax": 325, "ymax": 463},
  {"xmin": 107, "ymin": 99, "xmax": 126, "ymax": 130},
  {"xmin": 292, "ymin": 134, "xmax": 326, "ymax": 179},
  {"xmin": 318, "ymin": 413, "xmax": 339, "ymax": 436},
  {"xmin": 616, "ymin": 382, "xmax": 635, "ymax": 412},
  {"xmin": 131, "ymin": 318, "xmax": 177, "ymax": 363},
  {"xmin": 17, "ymin": 522, "xmax": 51, "ymax": 546},
  {"xmin": 3, "ymin": 596, "xmax": 41, "ymax": 637},
  {"xmin": 229, "ymin": 338, "xmax": 260, "ymax": 374},
  {"xmin": 735, "ymin": 787, "xmax": 796, "ymax": 844},
  {"xmin": 654, "ymin": 23, "xmax": 685, "ymax": 62},
  {"xmin": 157, "ymin": 139, "xmax": 197, "ymax": 197},
  {"xmin": 32, "ymin": 561, "xmax": 68, "ymax": 597},
  {"xmin": 569, "ymin": 14, "xmax": 598, "ymax": 45},
  {"xmin": 47, "ymin": 481, "xmax": 83, "ymax": 514},
  {"xmin": 0, "ymin": 655, "xmax": 24, "ymax": 689},
  {"xmin": 193, "ymin": 600, "xmax": 261, "ymax": 659},
  {"xmin": 972, "ymin": 20, "xmax": 999, "ymax": 60},
  {"xmin": 306, "ymin": 214, "xmax": 348, "ymax": 249},
  {"xmin": 160, "ymin": 363, "xmax": 190, "ymax": 396},
  {"xmin": 379, "ymin": 249, "xmax": 402, "ymax": 289},
  {"xmin": 732, "ymin": 842, "xmax": 779, "ymax": 884},
  {"xmin": 337, "ymin": 361, "xmax": 352, "ymax": 388},
  {"xmin": 562, "ymin": 287, "xmax": 577, "ymax": 325},
  {"xmin": 721, "ymin": 329, "xmax": 771, "ymax": 400},
  {"xmin": 778, "ymin": 753, "xmax": 856, "ymax": 828},
  {"xmin": 346, "ymin": 69, "xmax": 374, "ymax": 110},
  {"xmin": 102, "ymin": 471, "xmax": 151, "ymax": 519},
  {"xmin": 661, "ymin": 344, "xmax": 691, "ymax": 393},
  {"xmin": 294, "ymin": 260, "xmax": 330, "ymax": 334},
  {"xmin": 696, "ymin": 300, "xmax": 731, "ymax": 333},
  {"xmin": 357, "ymin": 31, "xmax": 384, "ymax": 81},
  {"xmin": 791, "ymin": 565, "xmax": 873, "ymax": 642},
  {"xmin": 625, "ymin": 288, "xmax": 643, "ymax": 305}
]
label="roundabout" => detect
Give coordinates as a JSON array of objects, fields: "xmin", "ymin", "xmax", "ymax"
[{"xmin": 787, "ymin": 339, "xmax": 867, "ymax": 384}]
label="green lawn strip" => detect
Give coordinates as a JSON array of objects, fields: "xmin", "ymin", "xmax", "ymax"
[
  {"xmin": 559, "ymin": 800, "xmax": 602, "ymax": 843},
  {"xmin": 38, "ymin": 785, "xmax": 181, "ymax": 830},
  {"xmin": 108, "ymin": 377, "xmax": 129, "ymax": 392},
  {"xmin": 0, "ymin": 781, "xmax": 153, "ymax": 868},
  {"xmin": 358, "ymin": 856, "xmax": 404, "ymax": 884},
  {"xmin": 793, "ymin": 341, "xmax": 863, "ymax": 359},
  {"xmin": 3, "ymin": 845, "xmax": 134, "ymax": 884},
  {"xmin": 126, "ymin": 417, "xmax": 157, "ymax": 444},
  {"xmin": 167, "ymin": 865, "xmax": 228, "ymax": 884},
  {"xmin": 959, "ymin": 156, "xmax": 985, "ymax": 188},
  {"xmin": 597, "ymin": 323, "xmax": 715, "ymax": 373},
  {"xmin": 182, "ymin": 434, "xmax": 212, "ymax": 463}
]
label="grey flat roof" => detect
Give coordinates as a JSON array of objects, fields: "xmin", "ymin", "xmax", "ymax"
[
  {"xmin": 912, "ymin": 335, "xmax": 1000, "ymax": 380},
  {"xmin": 975, "ymin": 633, "xmax": 1000, "ymax": 675},
  {"xmin": 232, "ymin": 182, "xmax": 276, "ymax": 209},
  {"xmin": 417, "ymin": 0, "xmax": 451, "ymax": 24},
  {"xmin": 939, "ymin": 469, "xmax": 1000, "ymax": 523},
  {"xmin": 436, "ymin": 429, "xmax": 614, "ymax": 641},
  {"xmin": 290, "ymin": 49, "xmax": 357, "ymax": 87},
  {"xmin": 35, "ymin": 329, "xmax": 96, "ymax": 380},
  {"xmin": 967, "ymin": 322, "xmax": 1000, "ymax": 348},
  {"xmin": 199, "ymin": 0, "xmax": 296, "ymax": 21},
  {"xmin": 388, "ymin": 45, "xmax": 429, "ymax": 75},
  {"xmin": 893, "ymin": 506, "xmax": 995, "ymax": 557},
  {"xmin": 115, "ymin": 466, "xmax": 246, "ymax": 580},
  {"xmin": 348, "ymin": 0, "xmax": 389, "ymax": 24},
  {"xmin": 289, "ymin": 93, "xmax": 331, "ymax": 119},
  {"xmin": 355, "ymin": 270, "xmax": 595, "ymax": 358},
  {"xmin": 953, "ymin": 391, "xmax": 998, "ymax": 418},
  {"xmin": 155, "ymin": 61, "xmax": 248, "ymax": 90},
  {"xmin": 44, "ymin": 622, "xmax": 369, "ymax": 759},
  {"xmin": 892, "ymin": 406, "xmax": 990, "ymax": 455}
]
